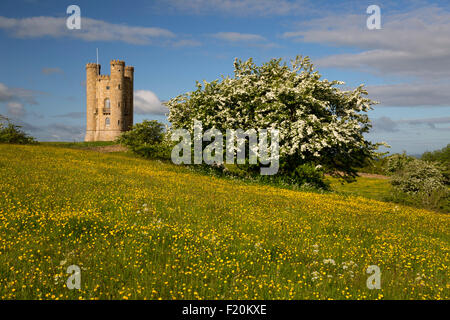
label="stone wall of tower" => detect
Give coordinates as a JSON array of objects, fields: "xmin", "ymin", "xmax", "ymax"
[
  {"xmin": 124, "ymin": 66, "xmax": 134, "ymax": 131},
  {"xmin": 84, "ymin": 59, "xmax": 134, "ymax": 142},
  {"xmin": 85, "ymin": 63, "xmax": 100, "ymax": 142}
]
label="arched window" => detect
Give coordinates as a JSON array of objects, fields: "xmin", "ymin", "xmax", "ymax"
[
  {"xmin": 105, "ymin": 117, "xmax": 110, "ymax": 127},
  {"xmin": 104, "ymin": 99, "xmax": 110, "ymax": 109}
]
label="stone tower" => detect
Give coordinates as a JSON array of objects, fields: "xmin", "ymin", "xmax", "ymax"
[{"xmin": 85, "ymin": 60, "xmax": 134, "ymax": 141}]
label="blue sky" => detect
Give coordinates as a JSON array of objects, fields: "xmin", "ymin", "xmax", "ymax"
[{"xmin": 0, "ymin": 0, "xmax": 449, "ymax": 154}]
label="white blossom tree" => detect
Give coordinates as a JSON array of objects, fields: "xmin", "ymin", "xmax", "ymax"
[{"xmin": 166, "ymin": 56, "xmax": 384, "ymax": 181}]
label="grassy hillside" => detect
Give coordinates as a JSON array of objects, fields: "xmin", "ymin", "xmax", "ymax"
[
  {"xmin": 0, "ymin": 144, "xmax": 448, "ymax": 300},
  {"xmin": 327, "ymin": 176, "xmax": 392, "ymax": 202}
]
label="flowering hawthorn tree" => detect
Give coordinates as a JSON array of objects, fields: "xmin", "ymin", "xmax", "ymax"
[{"xmin": 166, "ymin": 56, "xmax": 383, "ymax": 180}]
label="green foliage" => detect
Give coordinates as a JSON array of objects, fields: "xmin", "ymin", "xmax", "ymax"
[
  {"xmin": 422, "ymin": 144, "xmax": 450, "ymax": 185},
  {"xmin": 42, "ymin": 141, "xmax": 117, "ymax": 149},
  {"xmin": 131, "ymin": 143, "xmax": 173, "ymax": 160},
  {"xmin": 384, "ymin": 152, "xmax": 415, "ymax": 176},
  {"xmin": 117, "ymin": 120, "xmax": 174, "ymax": 160},
  {"xmin": 355, "ymin": 152, "xmax": 390, "ymax": 175},
  {"xmin": 0, "ymin": 115, "xmax": 36, "ymax": 144},
  {"xmin": 390, "ymin": 159, "xmax": 449, "ymax": 211},
  {"xmin": 117, "ymin": 120, "xmax": 165, "ymax": 152},
  {"xmin": 284, "ymin": 163, "xmax": 329, "ymax": 189},
  {"xmin": 385, "ymin": 189, "xmax": 449, "ymax": 213}
]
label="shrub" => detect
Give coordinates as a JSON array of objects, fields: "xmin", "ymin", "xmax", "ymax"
[
  {"xmin": 390, "ymin": 159, "xmax": 449, "ymax": 210},
  {"xmin": 284, "ymin": 163, "xmax": 329, "ymax": 189},
  {"xmin": 117, "ymin": 120, "xmax": 173, "ymax": 160},
  {"xmin": 384, "ymin": 153, "xmax": 415, "ymax": 176},
  {"xmin": 132, "ymin": 142, "xmax": 173, "ymax": 160},
  {"xmin": 0, "ymin": 115, "xmax": 36, "ymax": 144},
  {"xmin": 422, "ymin": 144, "xmax": 450, "ymax": 185},
  {"xmin": 117, "ymin": 120, "xmax": 164, "ymax": 150}
]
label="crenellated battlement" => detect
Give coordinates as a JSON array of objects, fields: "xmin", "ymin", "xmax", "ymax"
[
  {"xmin": 98, "ymin": 75, "xmax": 110, "ymax": 80},
  {"xmin": 110, "ymin": 59, "xmax": 125, "ymax": 66},
  {"xmin": 125, "ymin": 66, "xmax": 134, "ymax": 71},
  {"xmin": 86, "ymin": 63, "xmax": 100, "ymax": 69}
]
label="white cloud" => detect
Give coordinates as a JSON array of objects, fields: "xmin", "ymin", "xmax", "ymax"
[
  {"xmin": 371, "ymin": 116, "xmax": 399, "ymax": 133},
  {"xmin": 0, "ymin": 83, "xmax": 13, "ymax": 102},
  {"xmin": 0, "ymin": 82, "xmax": 41, "ymax": 117},
  {"xmin": 134, "ymin": 90, "xmax": 168, "ymax": 115},
  {"xmin": 367, "ymin": 82, "xmax": 450, "ymax": 107},
  {"xmin": 0, "ymin": 16, "xmax": 199, "ymax": 46},
  {"xmin": 6, "ymin": 102, "xmax": 25, "ymax": 117},
  {"xmin": 283, "ymin": 8, "xmax": 450, "ymax": 79},
  {"xmin": 399, "ymin": 116, "xmax": 450, "ymax": 128},
  {"xmin": 39, "ymin": 124, "xmax": 84, "ymax": 142},
  {"xmin": 372, "ymin": 116, "xmax": 450, "ymax": 133}
]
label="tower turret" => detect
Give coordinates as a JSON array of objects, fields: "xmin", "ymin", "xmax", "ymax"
[
  {"xmin": 85, "ymin": 63, "xmax": 100, "ymax": 142},
  {"xmin": 124, "ymin": 66, "xmax": 134, "ymax": 130},
  {"xmin": 110, "ymin": 60, "xmax": 125, "ymax": 134}
]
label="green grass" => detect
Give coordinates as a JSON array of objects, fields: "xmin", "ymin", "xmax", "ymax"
[
  {"xmin": 40, "ymin": 141, "xmax": 117, "ymax": 149},
  {"xmin": 327, "ymin": 177, "xmax": 392, "ymax": 202},
  {"xmin": 0, "ymin": 144, "xmax": 448, "ymax": 300}
]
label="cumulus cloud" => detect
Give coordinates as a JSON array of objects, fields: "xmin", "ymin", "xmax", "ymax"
[
  {"xmin": 0, "ymin": 83, "xmax": 13, "ymax": 102},
  {"xmin": 399, "ymin": 116, "xmax": 450, "ymax": 129},
  {"xmin": 283, "ymin": 8, "xmax": 450, "ymax": 79},
  {"xmin": 37, "ymin": 123, "xmax": 85, "ymax": 141},
  {"xmin": 0, "ymin": 82, "xmax": 41, "ymax": 117},
  {"xmin": 134, "ymin": 90, "xmax": 168, "ymax": 115},
  {"xmin": 371, "ymin": 116, "xmax": 450, "ymax": 133},
  {"xmin": 371, "ymin": 116, "xmax": 399, "ymax": 133},
  {"xmin": 6, "ymin": 102, "xmax": 25, "ymax": 117},
  {"xmin": 0, "ymin": 16, "xmax": 197, "ymax": 46},
  {"xmin": 367, "ymin": 82, "xmax": 450, "ymax": 107}
]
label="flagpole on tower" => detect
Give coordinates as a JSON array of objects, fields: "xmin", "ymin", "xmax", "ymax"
[{"xmin": 96, "ymin": 48, "xmax": 99, "ymax": 75}]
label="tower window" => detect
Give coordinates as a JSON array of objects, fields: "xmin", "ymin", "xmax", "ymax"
[
  {"xmin": 118, "ymin": 84, "xmax": 121, "ymax": 90},
  {"xmin": 106, "ymin": 86, "xmax": 110, "ymax": 90},
  {"xmin": 104, "ymin": 99, "xmax": 110, "ymax": 109},
  {"xmin": 105, "ymin": 117, "xmax": 110, "ymax": 127},
  {"xmin": 118, "ymin": 120, "xmax": 120, "ymax": 125}
]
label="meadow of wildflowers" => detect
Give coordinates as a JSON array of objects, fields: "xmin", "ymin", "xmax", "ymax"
[{"xmin": 0, "ymin": 144, "xmax": 448, "ymax": 299}]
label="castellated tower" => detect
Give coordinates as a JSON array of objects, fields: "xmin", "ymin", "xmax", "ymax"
[{"xmin": 85, "ymin": 60, "xmax": 134, "ymax": 141}]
